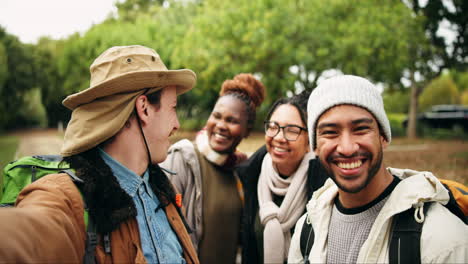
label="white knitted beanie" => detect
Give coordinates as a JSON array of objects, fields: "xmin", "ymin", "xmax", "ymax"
[{"xmin": 307, "ymin": 75, "xmax": 391, "ymax": 150}]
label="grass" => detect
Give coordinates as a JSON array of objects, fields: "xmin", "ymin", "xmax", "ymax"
[
  {"xmin": 0, "ymin": 134, "xmax": 19, "ymax": 198},
  {"xmin": 384, "ymin": 138, "xmax": 468, "ymax": 185}
]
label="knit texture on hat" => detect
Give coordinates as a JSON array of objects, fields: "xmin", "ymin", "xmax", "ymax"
[{"xmin": 307, "ymin": 75, "xmax": 391, "ymax": 150}]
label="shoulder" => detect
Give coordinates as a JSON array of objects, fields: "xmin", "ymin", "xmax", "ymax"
[
  {"xmin": 17, "ymin": 173, "xmax": 84, "ymax": 213},
  {"xmin": 421, "ymin": 203, "xmax": 468, "ymax": 263},
  {"xmin": 167, "ymin": 140, "xmax": 197, "ymax": 159},
  {"xmin": 161, "ymin": 140, "xmax": 197, "ymax": 167},
  {"xmin": 19, "ymin": 173, "xmax": 80, "ymax": 199}
]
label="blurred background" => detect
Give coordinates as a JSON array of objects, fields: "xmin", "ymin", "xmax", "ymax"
[{"xmin": 0, "ymin": 0, "xmax": 466, "ymax": 186}]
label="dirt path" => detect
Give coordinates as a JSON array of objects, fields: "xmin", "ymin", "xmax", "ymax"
[{"xmin": 12, "ymin": 129, "xmax": 63, "ymax": 158}]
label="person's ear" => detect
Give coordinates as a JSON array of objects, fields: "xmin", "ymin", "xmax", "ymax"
[
  {"xmin": 135, "ymin": 95, "xmax": 149, "ymax": 123},
  {"xmin": 381, "ymin": 135, "xmax": 389, "ymax": 149}
]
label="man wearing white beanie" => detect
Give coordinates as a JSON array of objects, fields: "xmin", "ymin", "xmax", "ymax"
[{"xmin": 288, "ymin": 75, "xmax": 468, "ymax": 263}]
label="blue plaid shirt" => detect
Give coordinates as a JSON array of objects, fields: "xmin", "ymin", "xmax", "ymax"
[{"xmin": 99, "ymin": 149, "xmax": 184, "ymax": 263}]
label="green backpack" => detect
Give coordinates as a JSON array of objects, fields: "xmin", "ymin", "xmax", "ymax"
[
  {"xmin": 0, "ymin": 155, "xmax": 97, "ymax": 264},
  {"xmin": 1, "ymin": 155, "xmax": 72, "ymax": 205}
]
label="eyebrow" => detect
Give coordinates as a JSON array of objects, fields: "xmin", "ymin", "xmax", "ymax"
[
  {"xmin": 317, "ymin": 122, "xmax": 339, "ymax": 130},
  {"xmin": 269, "ymin": 120, "xmax": 304, "ymax": 127},
  {"xmin": 351, "ymin": 118, "xmax": 374, "ymax": 125},
  {"xmin": 317, "ymin": 118, "xmax": 374, "ymax": 130}
]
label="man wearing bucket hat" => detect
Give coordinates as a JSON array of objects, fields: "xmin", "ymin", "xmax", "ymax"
[
  {"xmin": 0, "ymin": 45, "xmax": 199, "ymax": 263},
  {"xmin": 288, "ymin": 75, "xmax": 468, "ymax": 263}
]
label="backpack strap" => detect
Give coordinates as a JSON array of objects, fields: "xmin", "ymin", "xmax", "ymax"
[
  {"xmin": 389, "ymin": 204, "xmax": 431, "ymax": 264},
  {"xmin": 442, "ymin": 183, "xmax": 468, "ymax": 224},
  {"xmin": 299, "ymin": 214, "xmax": 314, "ymax": 264},
  {"xmin": 61, "ymin": 169, "xmax": 83, "ymax": 183},
  {"xmin": 83, "ymin": 215, "xmax": 98, "ymax": 264},
  {"xmin": 61, "ymin": 169, "xmax": 97, "ymax": 264}
]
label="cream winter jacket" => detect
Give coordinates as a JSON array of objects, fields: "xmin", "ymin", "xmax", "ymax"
[
  {"xmin": 159, "ymin": 139, "xmax": 203, "ymax": 252},
  {"xmin": 288, "ymin": 168, "xmax": 468, "ymax": 264}
]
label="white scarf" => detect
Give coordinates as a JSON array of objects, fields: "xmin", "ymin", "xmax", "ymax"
[
  {"xmin": 258, "ymin": 151, "xmax": 314, "ymax": 263},
  {"xmin": 195, "ymin": 129, "xmax": 228, "ymax": 166}
]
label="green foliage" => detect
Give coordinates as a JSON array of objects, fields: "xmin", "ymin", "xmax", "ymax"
[
  {"xmin": 451, "ymin": 70, "xmax": 468, "ymax": 91},
  {"xmin": 461, "ymin": 90, "xmax": 468, "ymax": 105},
  {"xmin": 116, "ymin": 0, "xmax": 164, "ymax": 21},
  {"xmin": 387, "ymin": 113, "xmax": 407, "ymax": 138},
  {"xmin": 16, "ymin": 88, "xmax": 48, "ymax": 128},
  {"xmin": 0, "ymin": 0, "xmax": 463, "ymax": 133},
  {"xmin": 172, "ymin": 0, "xmax": 300, "ymax": 114},
  {"xmin": 179, "ymin": 117, "xmax": 205, "ymax": 132},
  {"xmin": 0, "ymin": 134, "xmax": 19, "ymax": 199},
  {"xmin": 33, "ymin": 38, "xmax": 69, "ymax": 126},
  {"xmin": 317, "ymin": 1, "xmax": 419, "ymax": 85},
  {"xmin": 419, "ymin": 75, "xmax": 460, "ymax": 111},
  {"xmin": 409, "ymin": 0, "xmax": 468, "ymax": 70},
  {"xmin": 0, "ymin": 28, "xmax": 40, "ymax": 129},
  {"xmin": 383, "ymin": 90, "xmax": 410, "ymax": 114},
  {"xmin": 0, "ymin": 42, "xmax": 7, "ymax": 89}
]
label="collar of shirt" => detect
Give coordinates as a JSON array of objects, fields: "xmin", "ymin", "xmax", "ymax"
[{"xmin": 98, "ymin": 148, "xmax": 152, "ymax": 198}]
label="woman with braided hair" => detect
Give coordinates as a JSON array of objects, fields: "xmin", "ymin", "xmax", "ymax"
[{"xmin": 160, "ymin": 73, "xmax": 266, "ymax": 263}]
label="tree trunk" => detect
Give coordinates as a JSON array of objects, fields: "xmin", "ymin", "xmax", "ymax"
[{"xmin": 407, "ymin": 72, "xmax": 419, "ymax": 139}]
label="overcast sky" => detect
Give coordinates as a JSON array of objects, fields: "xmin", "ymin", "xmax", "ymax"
[{"xmin": 0, "ymin": 0, "xmax": 121, "ymax": 44}]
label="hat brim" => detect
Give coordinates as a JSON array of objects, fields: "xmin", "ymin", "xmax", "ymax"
[{"xmin": 63, "ymin": 69, "xmax": 196, "ymax": 110}]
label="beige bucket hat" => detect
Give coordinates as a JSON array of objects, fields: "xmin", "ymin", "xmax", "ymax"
[{"xmin": 61, "ymin": 45, "xmax": 196, "ymax": 156}]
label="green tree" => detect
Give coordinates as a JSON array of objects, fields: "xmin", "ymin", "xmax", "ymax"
[
  {"xmin": 0, "ymin": 43, "xmax": 7, "ymax": 90},
  {"xmin": 116, "ymin": 0, "xmax": 165, "ymax": 21},
  {"xmin": 405, "ymin": 0, "xmax": 468, "ymax": 138},
  {"xmin": 418, "ymin": 74, "xmax": 460, "ymax": 111},
  {"xmin": 34, "ymin": 37, "xmax": 69, "ymax": 127},
  {"xmin": 298, "ymin": 0, "xmax": 421, "ymax": 89},
  {"xmin": 383, "ymin": 90, "xmax": 410, "ymax": 114},
  {"xmin": 172, "ymin": 0, "xmax": 308, "ymax": 120},
  {"xmin": 451, "ymin": 70, "xmax": 468, "ymax": 91},
  {"xmin": 461, "ymin": 90, "xmax": 468, "ymax": 105},
  {"xmin": 409, "ymin": 0, "xmax": 468, "ymax": 70},
  {"xmin": 0, "ymin": 28, "xmax": 38, "ymax": 129}
]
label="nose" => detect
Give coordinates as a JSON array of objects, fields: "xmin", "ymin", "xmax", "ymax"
[
  {"xmin": 273, "ymin": 128, "xmax": 287, "ymax": 142},
  {"xmin": 215, "ymin": 119, "xmax": 227, "ymax": 130},
  {"xmin": 336, "ymin": 133, "xmax": 358, "ymax": 156},
  {"xmin": 173, "ymin": 116, "xmax": 180, "ymax": 132}
]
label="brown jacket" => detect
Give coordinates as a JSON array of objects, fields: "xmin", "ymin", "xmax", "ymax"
[{"xmin": 0, "ymin": 173, "xmax": 198, "ymax": 263}]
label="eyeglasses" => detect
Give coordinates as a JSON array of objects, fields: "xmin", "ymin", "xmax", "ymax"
[{"xmin": 264, "ymin": 121, "xmax": 307, "ymax": 141}]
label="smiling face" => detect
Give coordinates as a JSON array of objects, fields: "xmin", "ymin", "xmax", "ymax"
[
  {"xmin": 206, "ymin": 95, "xmax": 249, "ymax": 154},
  {"xmin": 265, "ymin": 104, "xmax": 309, "ymax": 176},
  {"xmin": 147, "ymin": 85, "xmax": 180, "ymax": 163},
  {"xmin": 315, "ymin": 104, "xmax": 388, "ymax": 194}
]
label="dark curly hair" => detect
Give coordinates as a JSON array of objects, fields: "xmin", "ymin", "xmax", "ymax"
[{"xmin": 62, "ymin": 148, "xmax": 177, "ymax": 233}]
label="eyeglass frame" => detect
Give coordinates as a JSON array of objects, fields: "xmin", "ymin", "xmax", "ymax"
[{"xmin": 264, "ymin": 121, "xmax": 308, "ymax": 141}]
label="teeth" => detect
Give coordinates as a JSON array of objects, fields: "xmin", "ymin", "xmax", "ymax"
[
  {"xmin": 337, "ymin": 160, "xmax": 362, "ymax": 169},
  {"xmin": 274, "ymin": 147, "xmax": 288, "ymax": 152},
  {"xmin": 215, "ymin": 133, "xmax": 228, "ymax": 139}
]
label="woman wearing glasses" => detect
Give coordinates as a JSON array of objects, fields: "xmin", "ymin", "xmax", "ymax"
[
  {"xmin": 236, "ymin": 91, "xmax": 328, "ymax": 264},
  {"xmin": 160, "ymin": 73, "xmax": 266, "ymax": 264}
]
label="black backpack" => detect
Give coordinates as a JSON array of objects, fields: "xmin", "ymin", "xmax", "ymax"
[{"xmin": 299, "ymin": 199, "xmax": 467, "ymax": 264}]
